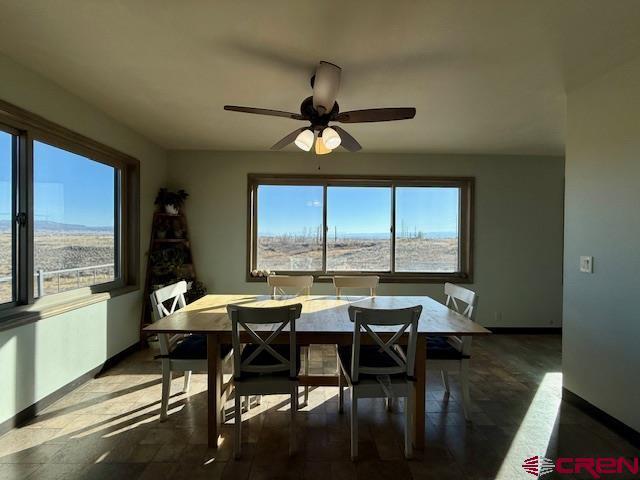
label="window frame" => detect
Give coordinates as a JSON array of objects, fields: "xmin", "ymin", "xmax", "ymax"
[
  {"xmin": 247, "ymin": 174, "xmax": 474, "ymax": 283},
  {"xmin": 0, "ymin": 99, "xmax": 140, "ymax": 323}
]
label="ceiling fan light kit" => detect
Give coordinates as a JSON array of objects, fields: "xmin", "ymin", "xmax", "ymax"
[
  {"xmin": 294, "ymin": 129, "xmax": 314, "ymax": 151},
  {"xmin": 321, "ymin": 127, "xmax": 341, "ymax": 149},
  {"xmin": 315, "ymin": 135, "xmax": 332, "ymax": 155},
  {"xmin": 224, "ymin": 61, "xmax": 416, "ymax": 154}
]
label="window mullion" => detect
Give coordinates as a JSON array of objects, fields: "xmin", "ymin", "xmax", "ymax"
[
  {"xmin": 322, "ymin": 184, "xmax": 328, "ymax": 274},
  {"xmin": 16, "ymin": 131, "xmax": 34, "ymax": 304},
  {"xmin": 391, "ymin": 184, "xmax": 396, "ymax": 274}
]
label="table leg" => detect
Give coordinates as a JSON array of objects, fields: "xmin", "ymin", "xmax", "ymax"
[
  {"xmin": 412, "ymin": 336, "xmax": 426, "ymax": 449},
  {"xmin": 207, "ymin": 335, "xmax": 221, "ymax": 448}
]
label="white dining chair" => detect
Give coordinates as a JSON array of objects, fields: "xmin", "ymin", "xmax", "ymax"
[
  {"xmin": 337, "ymin": 304, "xmax": 422, "ymax": 460},
  {"xmin": 267, "ymin": 274, "xmax": 313, "ymax": 297},
  {"xmin": 228, "ymin": 303, "xmax": 302, "ymax": 459},
  {"xmin": 150, "ymin": 281, "xmax": 234, "ymax": 421},
  {"xmin": 266, "ymin": 274, "xmax": 313, "ymax": 405},
  {"xmin": 427, "ymin": 282, "xmax": 478, "ymax": 420},
  {"xmin": 333, "ymin": 275, "xmax": 379, "ymax": 297}
]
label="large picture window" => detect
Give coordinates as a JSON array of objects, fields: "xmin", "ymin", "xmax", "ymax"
[
  {"xmin": 248, "ymin": 175, "xmax": 473, "ymax": 283},
  {"xmin": 0, "ymin": 99, "xmax": 139, "ymax": 317}
]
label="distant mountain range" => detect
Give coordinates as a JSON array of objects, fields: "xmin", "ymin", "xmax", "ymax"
[{"xmin": 0, "ymin": 219, "xmax": 113, "ymax": 233}]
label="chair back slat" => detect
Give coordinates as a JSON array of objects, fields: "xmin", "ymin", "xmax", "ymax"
[
  {"xmin": 444, "ymin": 283, "xmax": 478, "ymax": 355},
  {"xmin": 348, "ymin": 305, "xmax": 422, "ymax": 383},
  {"xmin": 333, "ymin": 275, "xmax": 379, "ymax": 297},
  {"xmin": 444, "ymin": 283, "xmax": 477, "ymax": 320},
  {"xmin": 228, "ymin": 303, "xmax": 302, "ymax": 379},
  {"xmin": 267, "ymin": 275, "xmax": 314, "ymax": 297},
  {"xmin": 150, "ymin": 281, "xmax": 189, "ymax": 356}
]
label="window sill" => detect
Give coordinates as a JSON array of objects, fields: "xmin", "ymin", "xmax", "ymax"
[
  {"xmin": 246, "ymin": 273, "xmax": 473, "ymax": 284},
  {"xmin": 0, "ymin": 285, "xmax": 139, "ymax": 332}
]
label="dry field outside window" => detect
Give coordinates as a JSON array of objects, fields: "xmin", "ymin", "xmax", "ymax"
[
  {"xmin": 257, "ymin": 235, "xmax": 459, "ymax": 272},
  {"xmin": 0, "ymin": 229, "xmax": 115, "ymax": 302}
]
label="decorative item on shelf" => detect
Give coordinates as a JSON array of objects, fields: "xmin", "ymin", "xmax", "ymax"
[
  {"xmin": 155, "ymin": 218, "xmax": 170, "ymax": 239},
  {"xmin": 149, "ymin": 245, "xmax": 189, "ymax": 279},
  {"xmin": 171, "ymin": 219, "xmax": 185, "ymax": 238},
  {"xmin": 155, "ymin": 188, "xmax": 189, "ymax": 215},
  {"xmin": 251, "ymin": 269, "xmax": 272, "ymax": 278}
]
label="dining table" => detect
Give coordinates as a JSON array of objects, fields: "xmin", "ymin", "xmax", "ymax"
[{"xmin": 143, "ymin": 293, "xmax": 491, "ymax": 449}]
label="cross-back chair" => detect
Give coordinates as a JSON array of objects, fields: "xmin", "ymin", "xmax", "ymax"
[
  {"xmin": 228, "ymin": 303, "xmax": 302, "ymax": 459},
  {"xmin": 333, "ymin": 275, "xmax": 379, "ymax": 297},
  {"xmin": 266, "ymin": 274, "xmax": 313, "ymax": 405},
  {"xmin": 337, "ymin": 304, "xmax": 422, "ymax": 460},
  {"xmin": 427, "ymin": 282, "xmax": 478, "ymax": 420},
  {"xmin": 150, "ymin": 281, "xmax": 233, "ymax": 421},
  {"xmin": 267, "ymin": 274, "xmax": 313, "ymax": 297}
]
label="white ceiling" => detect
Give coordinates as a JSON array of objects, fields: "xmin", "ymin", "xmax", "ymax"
[{"xmin": 1, "ymin": 1, "xmax": 640, "ymax": 155}]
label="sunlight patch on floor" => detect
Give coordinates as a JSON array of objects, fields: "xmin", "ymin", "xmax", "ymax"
[{"xmin": 495, "ymin": 372, "xmax": 562, "ymax": 479}]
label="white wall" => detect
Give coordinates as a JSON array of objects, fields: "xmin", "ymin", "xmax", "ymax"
[
  {"xmin": 0, "ymin": 54, "xmax": 167, "ymax": 425},
  {"xmin": 167, "ymin": 150, "xmax": 565, "ymax": 329},
  {"xmin": 563, "ymin": 55, "xmax": 640, "ymax": 432}
]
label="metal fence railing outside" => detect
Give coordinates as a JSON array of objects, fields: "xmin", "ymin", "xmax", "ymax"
[{"xmin": 0, "ymin": 263, "xmax": 115, "ymax": 297}]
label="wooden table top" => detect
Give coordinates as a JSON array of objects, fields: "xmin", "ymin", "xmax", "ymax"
[{"xmin": 143, "ymin": 294, "xmax": 490, "ymax": 337}]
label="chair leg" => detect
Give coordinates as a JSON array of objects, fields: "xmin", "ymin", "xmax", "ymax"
[
  {"xmin": 160, "ymin": 361, "xmax": 172, "ymax": 422},
  {"xmin": 441, "ymin": 370, "xmax": 450, "ymax": 393},
  {"xmin": 290, "ymin": 385, "xmax": 297, "ymax": 456},
  {"xmin": 350, "ymin": 390, "xmax": 358, "ymax": 461},
  {"xmin": 234, "ymin": 391, "xmax": 242, "ymax": 459},
  {"xmin": 338, "ymin": 371, "xmax": 344, "ymax": 414},
  {"xmin": 303, "ymin": 347, "xmax": 310, "ymax": 406},
  {"xmin": 404, "ymin": 392, "xmax": 413, "ymax": 459},
  {"xmin": 182, "ymin": 370, "xmax": 192, "ymax": 393},
  {"xmin": 461, "ymin": 360, "xmax": 471, "ymax": 421}
]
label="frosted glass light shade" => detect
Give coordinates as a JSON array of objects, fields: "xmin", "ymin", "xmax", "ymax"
[
  {"xmin": 322, "ymin": 127, "xmax": 341, "ymax": 149},
  {"xmin": 294, "ymin": 129, "xmax": 314, "ymax": 151},
  {"xmin": 315, "ymin": 136, "xmax": 331, "ymax": 155}
]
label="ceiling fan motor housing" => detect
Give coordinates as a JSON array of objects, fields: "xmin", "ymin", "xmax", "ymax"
[{"xmin": 300, "ymin": 96, "xmax": 339, "ymax": 131}]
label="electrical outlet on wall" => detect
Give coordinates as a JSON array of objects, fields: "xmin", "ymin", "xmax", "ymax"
[
  {"xmin": 580, "ymin": 256, "xmax": 593, "ymax": 273},
  {"xmin": 494, "ymin": 311, "xmax": 502, "ymax": 324}
]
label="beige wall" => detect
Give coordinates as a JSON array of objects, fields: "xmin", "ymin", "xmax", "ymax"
[
  {"xmin": 563, "ymin": 55, "xmax": 640, "ymax": 431},
  {"xmin": 0, "ymin": 54, "xmax": 167, "ymax": 425},
  {"xmin": 167, "ymin": 150, "xmax": 564, "ymax": 329}
]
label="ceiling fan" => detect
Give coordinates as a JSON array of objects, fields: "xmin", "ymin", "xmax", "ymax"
[{"xmin": 224, "ymin": 61, "xmax": 416, "ymax": 154}]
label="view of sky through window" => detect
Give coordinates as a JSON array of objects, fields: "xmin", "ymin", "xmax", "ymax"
[
  {"xmin": 395, "ymin": 187, "xmax": 460, "ymax": 272},
  {"xmin": 327, "ymin": 186, "xmax": 391, "ymax": 271},
  {"xmin": 0, "ymin": 131, "xmax": 13, "ymax": 303},
  {"xmin": 33, "ymin": 141, "xmax": 117, "ymax": 297}
]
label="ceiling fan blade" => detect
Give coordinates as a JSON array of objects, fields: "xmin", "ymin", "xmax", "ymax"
[
  {"xmin": 335, "ymin": 107, "xmax": 416, "ymax": 123},
  {"xmin": 270, "ymin": 128, "xmax": 308, "ymax": 150},
  {"xmin": 224, "ymin": 105, "xmax": 306, "ymax": 120},
  {"xmin": 332, "ymin": 126, "xmax": 362, "ymax": 152},
  {"xmin": 312, "ymin": 61, "xmax": 341, "ymax": 115}
]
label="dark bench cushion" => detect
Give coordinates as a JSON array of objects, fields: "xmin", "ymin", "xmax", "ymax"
[
  {"xmin": 169, "ymin": 334, "xmax": 232, "ymax": 360},
  {"xmin": 337, "ymin": 345, "xmax": 412, "ymax": 383},
  {"xmin": 426, "ymin": 336, "xmax": 470, "ymax": 360},
  {"xmin": 235, "ymin": 344, "xmax": 301, "ymax": 380}
]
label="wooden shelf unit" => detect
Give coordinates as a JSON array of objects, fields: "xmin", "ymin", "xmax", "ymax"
[{"xmin": 139, "ymin": 211, "xmax": 198, "ymax": 342}]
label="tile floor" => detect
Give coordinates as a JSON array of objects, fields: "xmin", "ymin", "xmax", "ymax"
[{"xmin": 0, "ymin": 335, "xmax": 637, "ymax": 479}]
